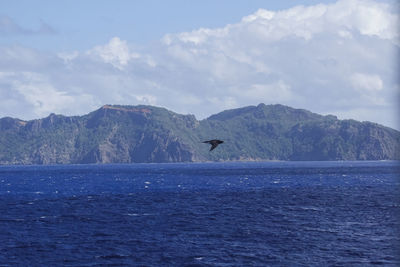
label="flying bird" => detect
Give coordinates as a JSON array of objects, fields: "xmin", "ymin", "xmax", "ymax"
[{"xmin": 203, "ymin": 139, "xmax": 224, "ymax": 151}]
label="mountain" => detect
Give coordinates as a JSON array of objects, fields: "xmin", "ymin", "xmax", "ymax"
[{"xmin": 0, "ymin": 104, "xmax": 399, "ymax": 164}]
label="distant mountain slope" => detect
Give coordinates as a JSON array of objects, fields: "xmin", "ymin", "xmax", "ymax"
[{"xmin": 0, "ymin": 104, "xmax": 399, "ymax": 164}]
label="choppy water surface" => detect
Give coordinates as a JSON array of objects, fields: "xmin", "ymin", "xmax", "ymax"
[{"xmin": 0, "ymin": 161, "xmax": 399, "ymax": 266}]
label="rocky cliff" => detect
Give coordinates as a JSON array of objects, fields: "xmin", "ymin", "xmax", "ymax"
[{"xmin": 0, "ymin": 104, "xmax": 399, "ymax": 164}]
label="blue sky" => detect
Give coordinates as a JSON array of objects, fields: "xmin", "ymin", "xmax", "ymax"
[
  {"xmin": 2, "ymin": 0, "xmax": 339, "ymax": 50},
  {"xmin": 0, "ymin": 0, "xmax": 399, "ymax": 129}
]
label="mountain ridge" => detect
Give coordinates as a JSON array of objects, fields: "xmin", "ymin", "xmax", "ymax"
[{"xmin": 0, "ymin": 103, "xmax": 399, "ymax": 164}]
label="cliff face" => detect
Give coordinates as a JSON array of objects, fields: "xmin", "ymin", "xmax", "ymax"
[
  {"xmin": 0, "ymin": 104, "xmax": 399, "ymax": 164},
  {"xmin": 0, "ymin": 105, "xmax": 198, "ymax": 164},
  {"xmin": 288, "ymin": 119, "xmax": 400, "ymax": 160}
]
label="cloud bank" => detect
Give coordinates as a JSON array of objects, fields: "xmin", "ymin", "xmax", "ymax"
[{"xmin": 0, "ymin": 0, "xmax": 399, "ymax": 129}]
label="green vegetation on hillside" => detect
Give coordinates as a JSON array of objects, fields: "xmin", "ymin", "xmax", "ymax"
[{"xmin": 0, "ymin": 104, "xmax": 399, "ymax": 164}]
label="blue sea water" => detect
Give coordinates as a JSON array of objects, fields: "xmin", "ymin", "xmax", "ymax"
[{"xmin": 0, "ymin": 161, "xmax": 399, "ymax": 266}]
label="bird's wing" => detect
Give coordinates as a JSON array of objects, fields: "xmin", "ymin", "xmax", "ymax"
[{"xmin": 210, "ymin": 143, "xmax": 218, "ymax": 151}]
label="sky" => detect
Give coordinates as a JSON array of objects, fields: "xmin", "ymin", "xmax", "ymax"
[{"xmin": 1, "ymin": 0, "xmax": 399, "ymax": 130}]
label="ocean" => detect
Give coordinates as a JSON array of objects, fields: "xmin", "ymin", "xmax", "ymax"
[{"xmin": 0, "ymin": 161, "xmax": 399, "ymax": 266}]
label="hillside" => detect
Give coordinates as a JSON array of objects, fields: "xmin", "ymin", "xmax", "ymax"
[{"xmin": 0, "ymin": 104, "xmax": 399, "ymax": 164}]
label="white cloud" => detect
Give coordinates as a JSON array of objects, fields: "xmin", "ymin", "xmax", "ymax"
[
  {"xmin": 0, "ymin": 0, "xmax": 398, "ymax": 130},
  {"xmin": 168, "ymin": 0, "xmax": 398, "ymax": 46},
  {"xmin": 58, "ymin": 51, "xmax": 79, "ymax": 63},
  {"xmin": 155, "ymin": 0, "xmax": 399, "ymax": 127},
  {"xmin": 88, "ymin": 37, "xmax": 140, "ymax": 70},
  {"xmin": 329, "ymin": 0, "xmax": 399, "ymax": 42},
  {"xmin": 350, "ymin": 73, "xmax": 383, "ymax": 92},
  {"xmin": 0, "ymin": 71, "xmax": 98, "ymax": 118},
  {"xmin": 349, "ymin": 73, "xmax": 388, "ymax": 107}
]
